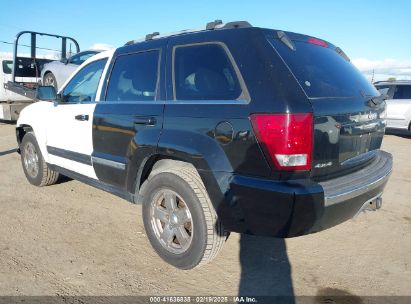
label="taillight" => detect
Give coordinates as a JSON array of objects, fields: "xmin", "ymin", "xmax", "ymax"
[{"xmin": 250, "ymin": 113, "xmax": 313, "ymax": 171}]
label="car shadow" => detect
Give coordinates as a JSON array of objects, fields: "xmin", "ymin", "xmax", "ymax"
[
  {"xmin": 55, "ymin": 174, "xmax": 72, "ymax": 184},
  {"xmin": 385, "ymin": 129, "xmax": 411, "ymax": 139},
  {"xmin": 0, "ymin": 148, "xmax": 18, "ymax": 156},
  {"xmin": 238, "ymin": 234, "xmax": 294, "ymax": 303},
  {"xmin": 0, "ymin": 120, "xmax": 16, "ymax": 125}
]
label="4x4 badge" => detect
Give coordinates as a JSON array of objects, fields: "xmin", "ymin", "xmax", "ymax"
[{"xmin": 314, "ymin": 162, "xmax": 332, "ymax": 168}]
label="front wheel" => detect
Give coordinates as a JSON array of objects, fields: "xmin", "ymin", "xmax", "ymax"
[
  {"xmin": 20, "ymin": 132, "xmax": 59, "ymax": 186},
  {"xmin": 140, "ymin": 164, "xmax": 226, "ymax": 269}
]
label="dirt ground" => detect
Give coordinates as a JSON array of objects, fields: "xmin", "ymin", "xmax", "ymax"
[{"xmin": 0, "ymin": 122, "xmax": 410, "ymax": 299}]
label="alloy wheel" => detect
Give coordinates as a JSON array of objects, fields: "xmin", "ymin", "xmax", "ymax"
[
  {"xmin": 150, "ymin": 189, "xmax": 193, "ymax": 254},
  {"xmin": 23, "ymin": 142, "xmax": 39, "ymax": 178}
]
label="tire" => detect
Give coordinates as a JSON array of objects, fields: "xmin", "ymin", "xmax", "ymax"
[
  {"xmin": 43, "ymin": 72, "xmax": 58, "ymax": 89},
  {"xmin": 140, "ymin": 163, "xmax": 226, "ymax": 269},
  {"xmin": 20, "ymin": 132, "xmax": 59, "ymax": 187}
]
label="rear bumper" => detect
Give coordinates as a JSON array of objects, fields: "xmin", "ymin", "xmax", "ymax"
[{"xmin": 218, "ymin": 150, "xmax": 392, "ymax": 237}]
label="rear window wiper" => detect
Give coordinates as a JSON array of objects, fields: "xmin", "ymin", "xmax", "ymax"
[
  {"xmin": 366, "ymin": 94, "xmax": 388, "ymax": 107},
  {"xmin": 335, "ymin": 47, "xmax": 350, "ymax": 62},
  {"xmin": 277, "ymin": 31, "xmax": 296, "ymax": 51}
]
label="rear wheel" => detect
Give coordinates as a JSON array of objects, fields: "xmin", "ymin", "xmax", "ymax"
[
  {"xmin": 20, "ymin": 132, "xmax": 59, "ymax": 186},
  {"xmin": 140, "ymin": 163, "xmax": 226, "ymax": 269},
  {"xmin": 43, "ymin": 72, "xmax": 57, "ymax": 89}
]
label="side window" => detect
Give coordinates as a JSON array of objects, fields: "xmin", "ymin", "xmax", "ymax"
[
  {"xmin": 173, "ymin": 43, "xmax": 242, "ymax": 101},
  {"xmin": 61, "ymin": 58, "xmax": 107, "ymax": 103},
  {"xmin": 376, "ymin": 86, "xmax": 390, "ymax": 96},
  {"xmin": 376, "ymin": 85, "xmax": 395, "ymax": 99},
  {"xmin": 404, "ymin": 86, "xmax": 411, "ymax": 99},
  {"xmin": 393, "ymin": 85, "xmax": 411, "ymax": 99},
  {"xmin": 106, "ymin": 50, "xmax": 160, "ymax": 102},
  {"xmin": 2, "ymin": 60, "xmax": 13, "ymax": 74}
]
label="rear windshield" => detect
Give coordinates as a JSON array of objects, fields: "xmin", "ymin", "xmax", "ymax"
[{"xmin": 269, "ymin": 38, "xmax": 378, "ymax": 98}]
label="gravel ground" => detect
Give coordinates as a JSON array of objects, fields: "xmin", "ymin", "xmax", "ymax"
[{"xmin": 0, "ymin": 122, "xmax": 410, "ymax": 300}]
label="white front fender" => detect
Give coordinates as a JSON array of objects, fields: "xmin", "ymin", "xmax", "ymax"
[{"xmin": 17, "ymin": 101, "xmax": 54, "ymax": 162}]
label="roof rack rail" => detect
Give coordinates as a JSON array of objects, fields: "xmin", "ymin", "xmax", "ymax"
[
  {"xmin": 124, "ymin": 20, "xmax": 253, "ymax": 46},
  {"xmin": 206, "ymin": 19, "xmax": 223, "ymax": 30},
  {"xmin": 218, "ymin": 21, "xmax": 252, "ymax": 29},
  {"xmin": 374, "ymin": 80, "xmax": 411, "ymax": 84},
  {"xmin": 145, "ymin": 32, "xmax": 160, "ymax": 41}
]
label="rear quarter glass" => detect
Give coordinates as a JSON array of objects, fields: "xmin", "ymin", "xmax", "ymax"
[{"xmin": 268, "ymin": 36, "xmax": 378, "ymax": 98}]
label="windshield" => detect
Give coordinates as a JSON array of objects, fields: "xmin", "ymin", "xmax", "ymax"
[
  {"xmin": 269, "ymin": 37, "xmax": 378, "ymax": 98},
  {"xmin": 69, "ymin": 51, "xmax": 100, "ymax": 65}
]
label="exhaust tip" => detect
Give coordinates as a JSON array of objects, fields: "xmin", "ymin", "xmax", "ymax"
[
  {"xmin": 375, "ymin": 197, "xmax": 383, "ymax": 209},
  {"xmin": 366, "ymin": 197, "xmax": 383, "ymax": 211},
  {"xmin": 354, "ymin": 195, "xmax": 383, "ymax": 217}
]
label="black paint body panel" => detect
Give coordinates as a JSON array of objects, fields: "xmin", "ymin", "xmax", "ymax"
[
  {"xmin": 93, "ymin": 38, "xmax": 167, "ymax": 192},
  {"xmin": 88, "ymin": 27, "xmax": 391, "ymax": 237}
]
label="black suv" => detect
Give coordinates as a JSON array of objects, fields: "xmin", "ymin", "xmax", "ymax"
[{"xmin": 17, "ymin": 21, "xmax": 392, "ymax": 269}]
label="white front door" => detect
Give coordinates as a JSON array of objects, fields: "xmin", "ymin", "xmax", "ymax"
[
  {"xmin": 46, "ymin": 58, "xmax": 108, "ymax": 178},
  {"xmin": 46, "ymin": 103, "xmax": 97, "ymax": 178}
]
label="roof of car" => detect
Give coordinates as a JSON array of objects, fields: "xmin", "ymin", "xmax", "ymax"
[
  {"xmin": 374, "ymin": 80, "xmax": 411, "ymax": 86},
  {"xmin": 122, "ymin": 20, "xmax": 338, "ymax": 55}
]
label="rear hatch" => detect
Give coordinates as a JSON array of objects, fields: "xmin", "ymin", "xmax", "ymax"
[{"xmin": 267, "ymin": 31, "xmax": 386, "ymax": 180}]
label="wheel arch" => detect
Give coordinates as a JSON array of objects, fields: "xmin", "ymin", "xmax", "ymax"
[
  {"xmin": 42, "ymin": 70, "xmax": 59, "ymax": 90},
  {"xmin": 132, "ymin": 154, "xmax": 229, "ymax": 215},
  {"xmin": 42, "ymin": 70, "xmax": 52, "ymax": 81},
  {"xmin": 128, "ymin": 130, "xmax": 235, "ymax": 215},
  {"xmin": 16, "ymin": 124, "xmax": 33, "ymax": 148},
  {"xmin": 16, "ymin": 101, "xmax": 52, "ymax": 162},
  {"xmin": 133, "ymin": 155, "xmax": 201, "ymax": 198}
]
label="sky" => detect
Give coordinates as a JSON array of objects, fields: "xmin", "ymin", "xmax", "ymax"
[{"xmin": 1, "ymin": 0, "xmax": 410, "ymax": 81}]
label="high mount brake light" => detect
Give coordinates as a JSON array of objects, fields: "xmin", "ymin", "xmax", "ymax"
[
  {"xmin": 250, "ymin": 113, "xmax": 313, "ymax": 171},
  {"xmin": 308, "ymin": 37, "xmax": 328, "ymax": 48}
]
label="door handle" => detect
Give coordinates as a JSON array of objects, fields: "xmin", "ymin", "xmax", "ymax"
[
  {"xmin": 75, "ymin": 114, "xmax": 89, "ymax": 121},
  {"xmin": 134, "ymin": 117, "xmax": 156, "ymax": 126}
]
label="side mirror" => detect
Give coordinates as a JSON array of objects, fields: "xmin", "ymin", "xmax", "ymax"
[
  {"xmin": 36, "ymin": 86, "xmax": 57, "ymax": 101},
  {"xmin": 60, "ymin": 58, "xmax": 68, "ymax": 64}
]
